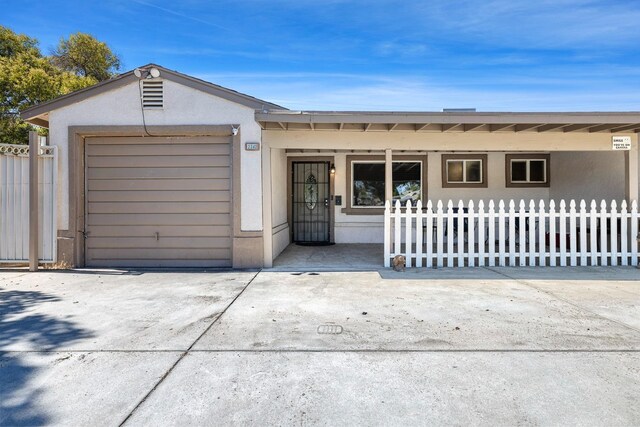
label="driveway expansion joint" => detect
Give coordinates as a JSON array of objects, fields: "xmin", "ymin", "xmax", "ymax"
[{"xmin": 117, "ymin": 269, "xmax": 261, "ymax": 427}]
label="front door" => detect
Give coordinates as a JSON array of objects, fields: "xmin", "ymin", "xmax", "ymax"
[{"xmin": 292, "ymin": 161, "xmax": 331, "ymax": 244}]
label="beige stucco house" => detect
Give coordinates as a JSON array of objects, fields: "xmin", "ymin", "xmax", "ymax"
[{"xmin": 21, "ymin": 64, "xmax": 640, "ymax": 268}]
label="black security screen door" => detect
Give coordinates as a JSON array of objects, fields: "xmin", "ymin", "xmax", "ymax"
[{"xmin": 292, "ymin": 162, "xmax": 331, "ymax": 245}]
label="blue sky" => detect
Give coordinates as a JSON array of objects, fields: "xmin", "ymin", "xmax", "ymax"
[{"xmin": 3, "ymin": 0, "xmax": 640, "ymax": 111}]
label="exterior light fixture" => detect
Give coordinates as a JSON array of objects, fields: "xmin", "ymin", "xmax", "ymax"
[{"xmin": 330, "ymin": 164, "xmax": 336, "ymax": 174}]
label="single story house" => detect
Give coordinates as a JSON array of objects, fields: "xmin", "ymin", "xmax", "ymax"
[{"xmin": 20, "ymin": 64, "xmax": 640, "ymax": 269}]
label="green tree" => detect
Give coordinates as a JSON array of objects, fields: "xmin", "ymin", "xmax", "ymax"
[
  {"xmin": 0, "ymin": 26, "xmax": 118, "ymax": 145},
  {"xmin": 51, "ymin": 32, "xmax": 121, "ymax": 81}
]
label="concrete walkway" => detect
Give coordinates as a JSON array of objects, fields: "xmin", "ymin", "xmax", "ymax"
[{"xmin": 1, "ymin": 267, "xmax": 639, "ymax": 425}]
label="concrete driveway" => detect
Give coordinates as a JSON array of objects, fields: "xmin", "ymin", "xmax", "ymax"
[{"xmin": 1, "ymin": 267, "xmax": 639, "ymax": 426}]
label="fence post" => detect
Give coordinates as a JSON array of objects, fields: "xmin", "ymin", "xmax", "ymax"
[
  {"xmin": 549, "ymin": 200, "xmax": 556, "ymax": 267},
  {"xmin": 394, "ymin": 200, "xmax": 402, "ymax": 258},
  {"xmin": 415, "ymin": 200, "xmax": 423, "ymax": 268},
  {"xmin": 29, "ymin": 132, "xmax": 39, "ymax": 272},
  {"xmin": 384, "ymin": 200, "xmax": 391, "ymax": 268},
  {"xmin": 468, "ymin": 200, "xmax": 475, "ymax": 267}
]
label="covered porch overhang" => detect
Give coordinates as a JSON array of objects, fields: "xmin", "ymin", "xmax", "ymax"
[
  {"xmin": 256, "ymin": 111, "xmax": 640, "ymax": 134},
  {"xmin": 259, "ymin": 111, "xmax": 640, "ymax": 268}
]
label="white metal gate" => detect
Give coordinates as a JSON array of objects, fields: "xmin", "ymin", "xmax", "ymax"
[{"xmin": 0, "ymin": 142, "xmax": 57, "ymax": 263}]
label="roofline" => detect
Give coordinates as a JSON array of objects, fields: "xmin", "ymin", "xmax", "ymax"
[
  {"xmin": 21, "ymin": 63, "xmax": 286, "ymax": 122},
  {"xmin": 256, "ymin": 110, "xmax": 640, "ymax": 124}
]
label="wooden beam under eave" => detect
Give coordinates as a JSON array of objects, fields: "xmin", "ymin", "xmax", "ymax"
[
  {"xmin": 338, "ymin": 122, "xmax": 344, "ymax": 130},
  {"xmin": 309, "ymin": 122, "xmax": 315, "ymax": 130},
  {"xmin": 489, "ymin": 124, "xmax": 514, "ymax": 132},
  {"xmin": 463, "ymin": 123, "xmax": 485, "ymax": 132},
  {"xmin": 537, "ymin": 123, "xmax": 567, "ymax": 132},
  {"xmin": 608, "ymin": 123, "xmax": 640, "ymax": 133},
  {"xmin": 515, "ymin": 123, "xmax": 544, "ymax": 132},
  {"xmin": 562, "ymin": 123, "xmax": 597, "ymax": 132},
  {"xmin": 415, "ymin": 123, "xmax": 431, "ymax": 132},
  {"xmin": 277, "ymin": 122, "xmax": 287, "ymax": 130},
  {"xmin": 587, "ymin": 123, "xmax": 621, "ymax": 133},
  {"xmin": 388, "ymin": 123, "xmax": 398, "ymax": 131},
  {"xmin": 442, "ymin": 123, "xmax": 462, "ymax": 132},
  {"xmin": 364, "ymin": 123, "xmax": 372, "ymax": 132}
]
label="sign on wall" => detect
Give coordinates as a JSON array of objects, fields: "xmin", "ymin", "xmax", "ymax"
[
  {"xmin": 245, "ymin": 142, "xmax": 260, "ymax": 151},
  {"xmin": 612, "ymin": 136, "xmax": 631, "ymax": 151}
]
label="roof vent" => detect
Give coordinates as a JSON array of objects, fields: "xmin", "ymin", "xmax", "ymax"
[
  {"xmin": 142, "ymin": 80, "xmax": 163, "ymax": 109},
  {"xmin": 442, "ymin": 108, "xmax": 476, "ymax": 112}
]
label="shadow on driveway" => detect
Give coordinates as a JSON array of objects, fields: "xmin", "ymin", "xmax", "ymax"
[{"xmin": 0, "ymin": 287, "xmax": 94, "ymax": 426}]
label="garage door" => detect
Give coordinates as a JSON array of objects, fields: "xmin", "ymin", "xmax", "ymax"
[{"xmin": 85, "ymin": 136, "xmax": 232, "ymax": 268}]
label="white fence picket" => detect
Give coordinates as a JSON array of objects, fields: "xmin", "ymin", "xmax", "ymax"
[
  {"xmin": 528, "ymin": 200, "xmax": 536, "ymax": 266},
  {"xmin": 415, "ymin": 200, "xmax": 423, "ymax": 268},
  {"xmin": 610, "ymin": 200, "xmax": 618, "ymax": 266},
  {"xmin": 425, "ymin": 201, "xmax": 433, "ymax": 268},
  {"xmin": 508, "ymin": 200, "xmax": 515, "ymax": 266},
  {"xmin": 599, "ymin": 200, "xmax": 607, "ymax": 266},
  {"xmin": 538, "ymin": 200, "xmax": 546, "ymax": 267},
  {"xmin": 488, "ymin": 201, "xmax": 496, "ymax": 267},
  {"xmin": 620, "ymin": 201, "xmax": 628, "ymax": 266},
  {"xmin": 468, "ymin": 201, "xmax": 476, "ymax": 267},
  {"xmin": 569, "ymin": 200, "xmax": 577, "ymax": 266},
  {"xmin": 589, "ymin": 201, "xmax": 598, "ymax": 266},
  {"xmin": 579, "ymin": 200, "xmax": 587, "ymax": 266},
  {"xmin": 498, "ymin": 200, "xmax": 506, "ymax": 267},
  {"xmin": 631, "ymin": 201, "xmax": 638, "ymax": 267},
  {"xmin": 405, "ymin": 200, "xmax": 413, "ymax": 265},
  {"xmin": 436, "ymin": 201, "xmax": 444, "ymax": 268},
  {"xmin": 559, "ymin": 200, "xmax": 567, "ymax": 267},
  {"xmin": 549, "ymin": 200, "xmax": 557, "ymax": 267}
]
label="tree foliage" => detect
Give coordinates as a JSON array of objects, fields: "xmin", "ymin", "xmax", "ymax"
[
  {"xmin": 51, "ymin": 32, "xmax": 121, "ymax": 81},
  {"xmin": 0, "ymin": 26, "xmax": 120, "ymax": 144}
]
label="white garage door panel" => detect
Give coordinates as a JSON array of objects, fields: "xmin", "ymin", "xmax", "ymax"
[
  {"xmin": 87, "ymin": 225, "xmax": 230, "ymax": 238},
  {"xmin": 85, "ymin": 136, "xmax": 232, "ymax": 268}
]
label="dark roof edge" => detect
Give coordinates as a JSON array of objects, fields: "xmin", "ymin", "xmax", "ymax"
[{"xmin": 21, "ymin": 64, "xmax": 286, "ymax": 121}]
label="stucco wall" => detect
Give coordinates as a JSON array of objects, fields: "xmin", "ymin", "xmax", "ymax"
[
  {"xmin": 550, "ymin": 151, "xmax": 626, "ymax": 203},
  {"xmin": 270, "ymin": 148, "xmax": 290, "ymax": 256},
  {"xmin": 48, "ymin": 79, "xmax": 263, "ymax": 232}
]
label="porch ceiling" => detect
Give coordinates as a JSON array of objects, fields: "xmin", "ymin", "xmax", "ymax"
[{"xmin": 256, "ymin": 111, "xmax": 640, "ymax": 133}]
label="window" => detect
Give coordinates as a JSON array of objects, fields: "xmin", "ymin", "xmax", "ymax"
[
  {"xmin": 505, "ymin": 154, "xmax": 550, "ymax": 187},
  {"xmin": 345, "ymin": 155, "xmax": 427, "ymax": 214},
  {"xmin": 441, "ymin": 154, "xmax": 487, "ymax": 188},
  {"xmin": 352, "ymin": 162, "xmax": 385, "ymax": 207},
  {"xmin": 392, "ymin": 162, "xmax": 421, "ymax": 203}
]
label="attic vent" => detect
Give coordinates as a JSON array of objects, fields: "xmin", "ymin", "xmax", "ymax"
[{"xmin": 142, "ymin": 80, "xmax": 163, "ymax": 109}]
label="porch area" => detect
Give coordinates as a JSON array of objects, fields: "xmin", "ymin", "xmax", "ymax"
[{"xmin": 271, "ymin": 243, "xmax": 383, "ymax": 271}]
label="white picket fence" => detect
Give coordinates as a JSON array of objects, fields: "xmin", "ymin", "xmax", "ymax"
[
  {"xmin": 0, "ymin": 143, "xmax": 57, "ymax": 263},
  {"xmin": 384, "ymin": 199, "xmax": 639, "ymax": 268}
]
